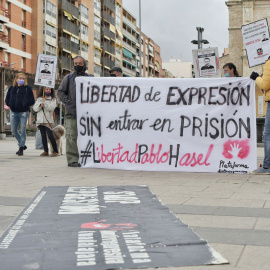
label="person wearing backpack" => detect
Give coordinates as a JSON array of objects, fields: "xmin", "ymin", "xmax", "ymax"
[{"xmin": 57, "ymin": 56, "xmax": 94, "ymax": 167}]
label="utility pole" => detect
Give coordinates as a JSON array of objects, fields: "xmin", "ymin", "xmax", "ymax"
[
  {"xmin": 0, "ymin": 67, "xmax": 6, "ymax": 140},
  {"xmin": 191, "ymin": 27, "xmax": 209, "ymax": 49},
  {"xmin": 139, "ymin": 0, "xmax": 142, "ymax": 77}
]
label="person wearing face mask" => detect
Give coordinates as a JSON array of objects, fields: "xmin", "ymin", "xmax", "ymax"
[
  {"xmin": 223, "ymin": 63, "xmax": 240, "ymax": 77},
  {"xmin": 33, "ymin": 87, "xmax": 59, "ymax": 157},
  {"xmin": 57, "ymin": 56, "xmax": 94, "ymax": 167},
  {"xmin": 5, "ymin": 73, "xmax": 35, "ymax": 156}
]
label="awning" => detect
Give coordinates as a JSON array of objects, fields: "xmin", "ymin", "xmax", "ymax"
[
  {"xmin": 123, "ymin": 47, "xmax": 134, "ymax": 60},
  {"xmin": 71, "ymin": 53, "xmax": 77, "ymax": 58},
  {"xmin": 116, "ymin": 29, "xmax": 123, "ymax": 39},
  {"xmin": 63, "ymin": 10, "xmax": 72, "ymax": 20}
]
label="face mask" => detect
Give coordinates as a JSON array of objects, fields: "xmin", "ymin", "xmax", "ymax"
[
  {"xmin": 74, "ymin": 65, "xmax": 84, "ymax": 73},
  {"xmin": 18, "ymin": 80, "xmax": 25, "ymax": 86},
  {"xmin": 44, "ymin": 92, "xmax": 51, "ymax": 96},
  {"xmin": 224, "ymin": 73, "xmax": 231, "ymax": 77}
]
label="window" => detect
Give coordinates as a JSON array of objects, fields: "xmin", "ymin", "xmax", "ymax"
[
  {"xmin": 94, "ymin": 64, "xmax": 101, "ymax": 75},
  {"xmin": 21, "ymin": 57, "xmax": 26, "ymax": 70},
  {"xmin": 94, "ymin": 48, "xmax": 100, "ymax": 58},
  {"xmin": 81, "ymin": 24, "xmax": 89, "ymax": 36},
  {"xmin": 94, "ymin": 15, "xmax": 101, "ymax": 26},
  {"xmin": 80, "ymin": 4, "xmax": 88, "ymax": 19},
  {"xmin": 46, "ymin": 23, "xmax": 57, "ymax": 39},
  {"xmin": 81, "ymin": 43, "xmax": 88, "ymax": 53},
  {"xmin": 94, "ymin": 0, "xmax": 101, "ymax": 11},
  {"xmin": 45, "ymin": 44, "xmax": 57, "ymax": 56},
  {"xmin": 21, "ymin": 34, "xmax": 26, "ymax": 51},
  {"xmin": 46, "ymin": 1, "xmax": 57, "ymax": 19},
  {"xmin": 22, "ymin": 10, "xmax": 26, "ymax": 27},
  {"xmin": 94, "ymin": 30, "xmax": 100, "ymax": 42}
]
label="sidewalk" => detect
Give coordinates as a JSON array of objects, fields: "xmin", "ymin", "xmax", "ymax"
[{"xmin": 0, "ymin": 136, "xmax": 269, "ymax": 270}]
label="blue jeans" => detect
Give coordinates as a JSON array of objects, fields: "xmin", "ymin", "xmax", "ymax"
[
  {"xmin": 264, "ymin": 102, "xmax": 270, "ymax": 168},
  {"xmin": 10, "ymin": 111, "xmax": 29, "ymax": 148}
]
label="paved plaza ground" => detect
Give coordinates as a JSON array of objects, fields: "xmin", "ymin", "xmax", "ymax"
[{"xmin": 0, "ymin": 136, "xmax": 269, "ymax": 270}]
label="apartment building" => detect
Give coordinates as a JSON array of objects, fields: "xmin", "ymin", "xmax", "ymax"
[
  {"xmin": 0, "ymin": 0, "xmax": 161, "ymax": 78},
  {"xmin": 0, "ymin": 0, "xmax": 32, "ymax": 72}
]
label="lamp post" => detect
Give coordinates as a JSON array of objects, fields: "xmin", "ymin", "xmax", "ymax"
[
  {"xmin": 139, "ymin": 0, "xmax": 142, "ymax": 77},
  {"xmin": 191, "ymin": 27, "xmax": 209, "ymax": 49}
]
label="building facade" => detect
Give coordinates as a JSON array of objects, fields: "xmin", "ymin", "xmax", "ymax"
[{"xmin": 0, "ymin": 0, "xmax": 162, "ymax": 78}]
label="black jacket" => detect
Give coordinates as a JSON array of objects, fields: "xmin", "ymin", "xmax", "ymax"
[{"xmin": 5, "ymin": 85, "xmax": 35, "ymax": 112}]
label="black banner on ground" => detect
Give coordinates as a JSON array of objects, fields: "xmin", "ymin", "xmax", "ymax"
[{"xmin": 0, "ymin": 186, "xmax": 228, "ymax": 269}]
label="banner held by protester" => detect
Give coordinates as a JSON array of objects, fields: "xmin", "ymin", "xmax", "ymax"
[{"xmin": 76, "ymin": 77, "xmax": 256, "ymax": 173}]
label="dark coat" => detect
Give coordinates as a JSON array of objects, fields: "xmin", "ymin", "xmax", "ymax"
[{"xmin": 5, "ymin": 85, "xmax": 35, "ymax": 112}]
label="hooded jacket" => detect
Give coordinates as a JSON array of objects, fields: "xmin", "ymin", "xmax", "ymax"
[
  {"xmin": 255, "ymin": 60, "xmax": 270, "ymax": 102},
  {"xmin": 57, "ymin": 56, "xmax": 94, "ymax": 118},
  {"xmin": 5, "ymin": 85, "xmax": 35, "ymax": 112}
]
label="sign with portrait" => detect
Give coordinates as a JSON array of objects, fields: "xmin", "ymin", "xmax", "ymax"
[
  {"xmin": 75, "ymin": 77, "xmax": 257, "ymax": 174},
  {"xmin": 192, "ymin": 47, "xmax": 221, "ymax": 78},
  {"xmin": 242, "ymin": 18, "xmax": 270, "ymax": 67},
  {"xmin": 34, "ymin": 53, "xmax": 58, "ymax": 87}
]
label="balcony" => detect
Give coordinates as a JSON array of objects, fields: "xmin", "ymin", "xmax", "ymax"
[
  {"xmin": 103, "ymin": 27, "xmax": 115, "ymax": 40},
  {"xmin": 103, "ymin": 12, "xmax": 115, "ymax": 25},
  {"xmin": 103, "ymin": 42, "xmax": 115, "ymax": 55},
  {"xmin": 0, "ymin": 6, "xmax": 10, "ymax": 23},
  {"xmin": 61, "ymin": 55, "xmax": 72, "ymax": 70},
  {"xmin": 0, "ymin": 33, "xmax": 9, "ymax": 49},
  {"xmin": 102, "ymin": 57, "xmax": 115, "ymax": 68},
  {"xmin": 103, "ymin": 0, "xmax": 115, "ymax": 12},
  {"xmin": 62, "ymin": 17, "xmax": 79, "ymax": 37}
]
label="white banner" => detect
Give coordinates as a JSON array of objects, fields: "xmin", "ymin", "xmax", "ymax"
[
  {"xmin": 76, "ymin": 77, "xmax": 257, "ymax": 174},
  {"xmin": 242, "ymin": 18, "xmax": 270, "ymax": 67}
]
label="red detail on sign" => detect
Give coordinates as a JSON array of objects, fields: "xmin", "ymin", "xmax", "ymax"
[
  {"xmin": 222, "ymin": 139, "xmax": 250, "ymax": 159},
  {"xmin": 81, "ymin": 220, "xmax": 137, "ymax": 230}
]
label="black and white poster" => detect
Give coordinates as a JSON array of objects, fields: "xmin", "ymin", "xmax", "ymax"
[
  {"xmin": 242, "ymin": 18, "xmax": 270, "ymax": 67},
  {"xmin": 193, "ymin": 47, "xmax": 221, "ymax": 78},
  {"xmin": 34, "ymin": 53, "xmax": 58, "ymax": 88},
  {"xmin": 0, "ymin": 186, "xmax": 228, "ymax": 269}
]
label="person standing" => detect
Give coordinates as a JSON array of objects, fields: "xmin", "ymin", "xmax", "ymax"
[
  {"xmin": 57, "ymin": 56, "xmax": 94, "ymax": 167},
  {"xmin": 250, "ymin": 60, "xmax": 270, "ymax": 174},
  {"xmin": 33, "ymin": 87, "xmax": 59, "ymax": 157},
  {"xmin": 223, "ymin": 63, "xmax": 240, "ymax": 77},
  {"xmin": 5, "ymin": 73, "xmax": 35, "ymax": 156}
]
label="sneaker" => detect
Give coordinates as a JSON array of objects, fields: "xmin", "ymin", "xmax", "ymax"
[
  {"xmin": 40, "ymin": 152, "xmax": 49, "ymax": 156},
  {"xmin": 250, "ymin": 167, "xmax": 270, "ymax": 175},
  {"xmin": 51, "ymin": 152, "xmax": 59, "ymax": 157},
  {"xmin": 68, "ymin": 162, "xmax": 81, "ymax": 167}
]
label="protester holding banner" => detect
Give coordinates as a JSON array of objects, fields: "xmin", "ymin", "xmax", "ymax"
[
  {"xmin": 33, "ymin": 87, "xmax": 59, "ymax": 157},
  {"xmin": 109, "ymin": 66, "xmax": 123, "ymax": 77},
  {"xmin": 223, "ymin": 63, "xmax": 240, "ymax": 77},
  {"xmin": 5, "ymin": 73, "xmax": 35, "ymax": 156},
  {"xmin": 250, "ymin": 60, "xmax": 270, "ymax": 174},
  {"xmin": 57, "ymin": 56, "xmax": 94, "ymax": 167}
]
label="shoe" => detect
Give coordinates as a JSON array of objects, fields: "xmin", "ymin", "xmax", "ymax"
[
  {"xmin": 51, "ymin": 152, "xmax": 59, "ymax": 157},
  {"xmin": 16, "ymin": 145, "xmax": 27, "ymax": 154},
  {"xmin": 68, "ymin": 162, "xmax": 81, "ymax": 167},
  {"xmin": 250, "ymin": 167, "xmax": 270, "ymax": 175},
  {"xmin": 40, "ymin": 152, "xmax": 49, "ymax": 156},
  {"xmin": 17, "ymin": 147, "xmax": 24, "ymax": 156}
]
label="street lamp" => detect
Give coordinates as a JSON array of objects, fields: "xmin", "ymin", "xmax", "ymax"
[{"xmin": 191, "ymin": 27, "xmax": 209, "ymax": 49}]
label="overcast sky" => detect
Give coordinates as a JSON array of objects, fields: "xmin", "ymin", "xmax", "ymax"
[{"xmin": 122, "ymin": 0, "xmax": 229, "ymax": 63}]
